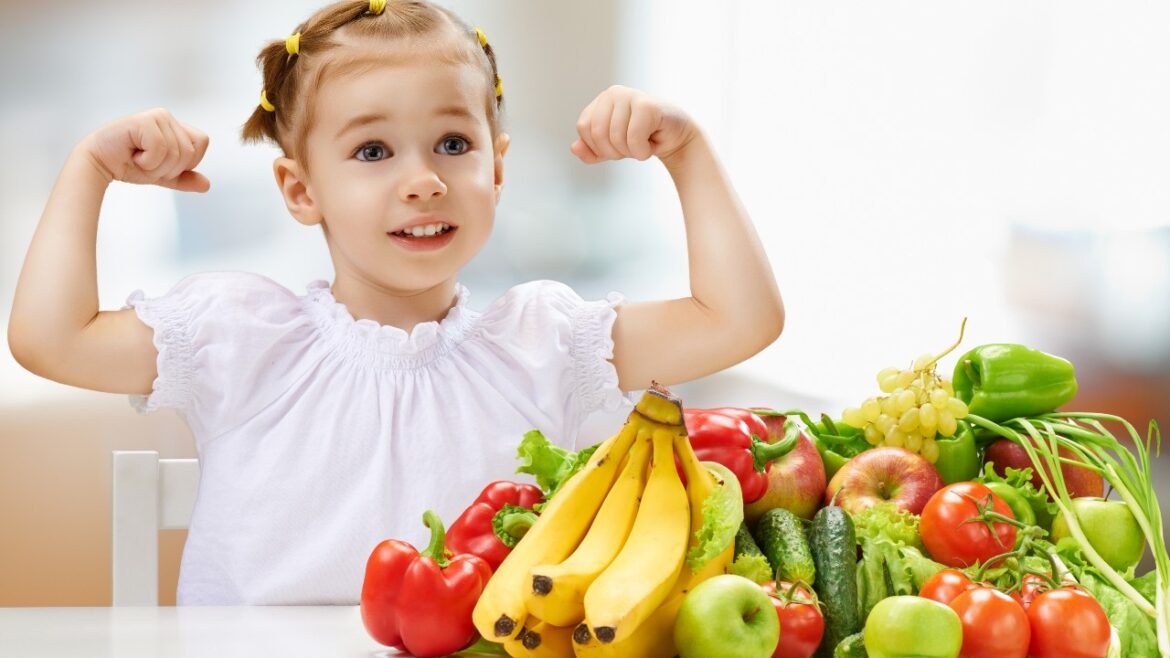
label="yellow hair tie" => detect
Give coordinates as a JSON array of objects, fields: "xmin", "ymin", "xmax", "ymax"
[
  {"xmin": 260, "ymin": 89, "xmax": 276, "ymax": 112},
  {"xmin": 495, "ymin": 74, "xmax": 503, "ymax": 98},
  {"xmin": 285, "ymin": 32, "xmax": 301, "ymax": 56},
  {"xmin": 368, "ymin": 0, "xmax": 387, "ymax": 15},
  {"xmin": 475, "ymin": 27, "xmax": 488, "ymax": 47}
]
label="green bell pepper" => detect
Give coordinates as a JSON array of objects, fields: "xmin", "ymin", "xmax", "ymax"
[
  {"xmin": 951, "ymin": 343, "xmax": 1078, "ymax": 422},
  {"xmin": 811, "ymin": 417, "xmax": 869, "ymax": 480},
  {"xmin": 781, "ymin": 411, "xmax": 869, "ymax": 480},
  {"xmin": 932, "ymin": 420, "xmax": 981, "ymax": 484}
]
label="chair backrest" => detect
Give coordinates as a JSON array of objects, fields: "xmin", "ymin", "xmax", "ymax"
[{"xmin": 111, "ymin": 450, "xmax": 199, "ymax": 606}]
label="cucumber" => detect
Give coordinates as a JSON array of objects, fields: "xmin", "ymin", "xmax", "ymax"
[
  {"xmin": 809, "ymin": 506, "xmax": 861, "ymax": 658},
  {"xmin": 734, "ymin": 521, "xmax": 764, "ymax": 560},
  {"xmin": 833, "ymin": 632, "xmax": 867, "ymax": 658},
  {"xmin": 753, "ymin": 508, "xmax": 816, "ymax": 586}
]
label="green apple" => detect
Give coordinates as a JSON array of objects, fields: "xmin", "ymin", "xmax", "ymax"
[
  {"xmin": 1050, "ymin": 497, "xmax": 1145, "ymax": 572},
  {"xmin": 864, "ymin": 595, "xmax": 962, "ymax": 658},
  {"xmin": 674, "ymin": 574, "xmax": 780, "ymax": 658}
]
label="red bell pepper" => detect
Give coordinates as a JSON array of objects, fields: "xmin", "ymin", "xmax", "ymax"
[
  {"xmin": 360, "ymin": 510, "xmax": 492, "ymax": 658},
  {"xmin": 682, "ymin": 407, "xmax": 799, "ymax": 503},
  {"xmin": 445, "ymin": 481, "xmax": 543, "ymax": 571}
]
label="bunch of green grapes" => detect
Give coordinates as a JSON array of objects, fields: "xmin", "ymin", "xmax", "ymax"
[{"xmin": 841, "ymin": 352, "xmax": 969, "ymax": 463}]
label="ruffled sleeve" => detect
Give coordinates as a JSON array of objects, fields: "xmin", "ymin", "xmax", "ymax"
[
  {"xmin": 476, "ymin": 280, "xmax": 630, "ymax": 450},
  {"xmin": 122, "ymin": 271, "xmax": 316, "ymax": 440}
]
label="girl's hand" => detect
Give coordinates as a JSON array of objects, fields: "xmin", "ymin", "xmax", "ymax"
[
  {"xmin": 81, "ymin": 108, "xmax": 211, "ymax": 192},
  {"xmin": 570, "ymin": 85, "xmax": 696, "ymax": 164}
]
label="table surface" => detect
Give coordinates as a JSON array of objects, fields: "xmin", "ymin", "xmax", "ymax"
[{"xmin": 0, "ymin": 606, "xmax": 502, "ymax": 658}]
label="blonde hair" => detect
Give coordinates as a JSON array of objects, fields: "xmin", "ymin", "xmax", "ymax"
[{"xmin": 240, "ymin": 0, "xmax": 504, "ymax": 177}]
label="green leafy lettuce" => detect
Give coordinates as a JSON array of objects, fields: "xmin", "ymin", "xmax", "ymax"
[
  {"xmin": 852, "ymin": 502, "xmax": 923, "ymax": 552},
  {"xmin": 686, "ymin": 461, "xmax": 743, "ymax": 570},
  {"xmin": 975, "ymin": 462, "xmax": 1059, "ymax": 529},
  {"xmin": 853, "ymin": 504, "xmax": 947, "ymax": 621},
  {"xmin": 514, "ymin": 429, "xmax": 599, "ymax": 504},
  {"xmin": 1056, "ymin": 543, "xmax": 1159, "ymax": 657},
  {"xmin": 728, "ymin": 553, "xmax": 774, "ymax": 584}
]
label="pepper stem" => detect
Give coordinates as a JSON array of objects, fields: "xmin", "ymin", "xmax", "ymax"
[
  {"xmin": 420, "ymin": 510, "xmax": 451, "ymax": 568},
  {"xmin": 750, "ymin": 419, "xmax": 801, "ymax": 471},
  {"xmin": 492, "ymin": 504, "xmax": 538, "ymax": 548}
]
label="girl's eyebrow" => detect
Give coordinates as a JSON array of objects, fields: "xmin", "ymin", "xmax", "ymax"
[{"xmin": 336, "ymin": 106, "xmax": 477, "ymax": 140}]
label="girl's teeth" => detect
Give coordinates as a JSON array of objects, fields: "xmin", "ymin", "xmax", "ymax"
[{"xmin": 398, "ymin": 223, "xmax": 451, "ymax": 237}]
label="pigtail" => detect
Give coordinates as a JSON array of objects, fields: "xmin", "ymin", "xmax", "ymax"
[
  {"xmin": 479, "ymin": 36, "xmax": 505, "ymax": 115},
  {"xmin": 241, "ymin": 39, "xmax": 291, "ymax": 148}
]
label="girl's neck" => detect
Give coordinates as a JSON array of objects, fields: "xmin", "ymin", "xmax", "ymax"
[{"xmin": 329, "ymin": 275, "xmax": 460, "ymax": 334}]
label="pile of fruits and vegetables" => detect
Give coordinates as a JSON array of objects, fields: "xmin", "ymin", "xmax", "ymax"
[{"xmin": 358, "ymin": 325, "xmax": 1168, "ymax": 658}]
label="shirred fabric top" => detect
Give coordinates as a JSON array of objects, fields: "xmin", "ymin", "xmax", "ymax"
[{"xmin": 123, "ymin": 271, "xmax": 634, "ymax": 605}]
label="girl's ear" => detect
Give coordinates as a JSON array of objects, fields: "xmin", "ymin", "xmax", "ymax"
[
  {"xmin": 493, "ymin": 133, "xmax": 510, "ymax": 205},
  {"xmin": 273, "ymin": 157, "xmax": 324, "ymax": 226}
]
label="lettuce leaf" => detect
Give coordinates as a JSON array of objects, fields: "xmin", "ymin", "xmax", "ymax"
[
  {"xmin": 686, "ymin": 461, "xmax": 743, "ymax": 570},
  {"xmin": 1079, "ymin": 570, "xmax": 1158, "ymax": 657},
  {"xmin": 975, "ymin": 462, "xmax": 1059, "ymax": 529},
  {"xmin": 856, "ymin": 535, "xmax": 947, "ymax": 620},
  {"xmin": 728, "ymin": 554, "xmax": 774, "ymax": 584},
  {"xmin": 514, "ymin": 430, "xmax": 599, "ymax": 501},
  {"xmin": 1055, "ymin": 542, "xmax": 1159, "ymax": 657},
  {"xmin": 853, "ymin": 501, "xmax": 923, "ymax": 551}
]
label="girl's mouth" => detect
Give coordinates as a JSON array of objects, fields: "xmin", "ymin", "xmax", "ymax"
[{"xmin": 387, "ymin": 225, "xmax": 458, "ymax": 251}]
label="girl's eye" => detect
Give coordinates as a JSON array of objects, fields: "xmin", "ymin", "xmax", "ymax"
[
  {"xmin": 355, "ymin": 142, "xmax": 389, "ymax": 162},
  {"xmin": 438, "ymin": 136, "xmax": 470, "ymax": 155}
]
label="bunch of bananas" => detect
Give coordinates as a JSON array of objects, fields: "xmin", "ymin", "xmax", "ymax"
[{"xmin": 472, "ymin": 384, "xmax": 738, "ymax": 658}]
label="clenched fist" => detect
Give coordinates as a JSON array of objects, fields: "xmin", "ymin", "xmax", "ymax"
[
  {"xmin": 570, "ymin": 85, "xmax": 696, "ymax": 164},
  {"xmin": 82, "ymin": 108, "xmax": 210, "ymax": 192}
]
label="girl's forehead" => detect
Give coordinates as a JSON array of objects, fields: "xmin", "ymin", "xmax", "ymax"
[{"xmin": 312, "ymin": 57, "xmax": 491, "ymax": 141}]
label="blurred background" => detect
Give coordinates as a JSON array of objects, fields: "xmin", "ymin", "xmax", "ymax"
[{"xmin": 2, "ymin": 0, "xmax": 1167, "ymax": 605}]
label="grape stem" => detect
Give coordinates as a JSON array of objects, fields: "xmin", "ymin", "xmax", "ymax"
[{"xmin": 918, "ymin": 316, "xmax": 968, "ymax": 372}]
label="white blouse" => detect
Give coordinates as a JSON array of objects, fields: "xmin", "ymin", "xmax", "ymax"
[{"xmin": 123, "ymin": 271, "xmax": 636, "ymax": 605}]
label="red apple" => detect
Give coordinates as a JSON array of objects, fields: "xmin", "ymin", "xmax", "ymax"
[
  {"xmin": 983, "ymin": 438, "xmax": 1103, "ymax": 499},
  {"xmin": 743, "ymin": 412, "xmax": 827, "ymax": 523},
  {"xmin": 826, "ymin": 447, "xmax": 944, "ymax": 516}
]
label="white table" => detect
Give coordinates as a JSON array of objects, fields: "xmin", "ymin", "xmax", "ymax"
[{"xmin": 0, "ymin": 606, "xmax": 503, "ymax": 658}]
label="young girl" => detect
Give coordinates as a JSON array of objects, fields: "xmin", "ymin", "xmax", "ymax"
[{"xmin": 8, "ymin": 0, "xmax": 783, "ymax": 606}]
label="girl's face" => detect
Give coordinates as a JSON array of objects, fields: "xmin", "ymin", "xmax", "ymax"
[{"xmin": 278, "ymin": 45, "xmax": 507, "ymax": 295}]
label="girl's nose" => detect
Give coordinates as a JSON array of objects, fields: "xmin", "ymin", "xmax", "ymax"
[{"xmin": 398, "ymin": 158, "xmax": 447, "ymax": 202}]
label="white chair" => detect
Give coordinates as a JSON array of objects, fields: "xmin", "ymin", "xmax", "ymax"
[{"xmin": 111, "ymin": 450, "xmax": 199, "ymax": 606}]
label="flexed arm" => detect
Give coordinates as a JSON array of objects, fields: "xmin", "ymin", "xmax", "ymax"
[
  {"xmin": 8, "ymin": 108, "xmax": 210, "ymax": 394},
  {"xmin": 571, "ymin": 86, "xmax": 784, "ymax": 391}
]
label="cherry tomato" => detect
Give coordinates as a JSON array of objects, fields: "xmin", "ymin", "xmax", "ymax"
[
  {"xmin": 919, "ymin": 569, "xmax": 976, "ymax": 605},
  {"xmin": 1027, "ymin": 587, "xmax": 1111, "ymax": 658},
  {"xmin": 1017, "ymin": 573, "xmax": 1049, "ymax": 609},
  {"xmin": 760, "ymin": 581, "xmax": 824, "ymax": 658},
  {"xmin": 920, "ymin": 482, "xmax": 1018, "ymax": 568},
  {"xmin": 949, "ymin": 586, "xmax": 1030, "ymax": 658}
]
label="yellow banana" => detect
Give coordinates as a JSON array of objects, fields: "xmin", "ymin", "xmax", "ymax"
[
  {"xmin": 573, "ymin": 431, "xmax": 736, "ymax": 658},
  {"xmin": 502, "ymin": 617, "xmax": 576, "ymax": 658},
  {"xmin": 524, "ymin": 430, "xmax": 653, "ymax": 627},
  {"xmin": 578, "ymin": 426, "xmax": 690, "ymax": 645},
  {"xmin": 472, "ymin": 420, "xmax": 639, "ymax": 640}
]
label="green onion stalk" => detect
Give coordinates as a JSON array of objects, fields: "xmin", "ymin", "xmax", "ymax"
[{"xmin": 966, "ymin": 412, "xmax": 1168, "ymax": 656}]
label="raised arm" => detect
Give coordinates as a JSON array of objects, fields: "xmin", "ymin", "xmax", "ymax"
[
  {"xmin": 8, "ymin": 108, "xmax": 210, "ymax": 394},
  {"xmin": 570, "ymin": 86, "xmax": 784, "ymax": 391}
]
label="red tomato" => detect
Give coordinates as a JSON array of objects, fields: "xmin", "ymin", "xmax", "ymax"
[
  {"xmin": 920, "ymin": 482, "xmax": 1018, "ymax": 568},
  {"xmin": 919, "ymin": 569, "xmax": 976, "ymax": 605},
  {"xmin": 1027, "ymin": 587, "xmax": 1111, "ymax": 658},
  {"xmin": 949, "ymin": 586, "xmax": 1030, "ymax": 658},
  {"xmin": 1017, "ymin": 573, "xmax": 1049, "ymax": 609},
  {"xmin": 760, "ymin": 581, "xmax": 824, "ymax": 658}
]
